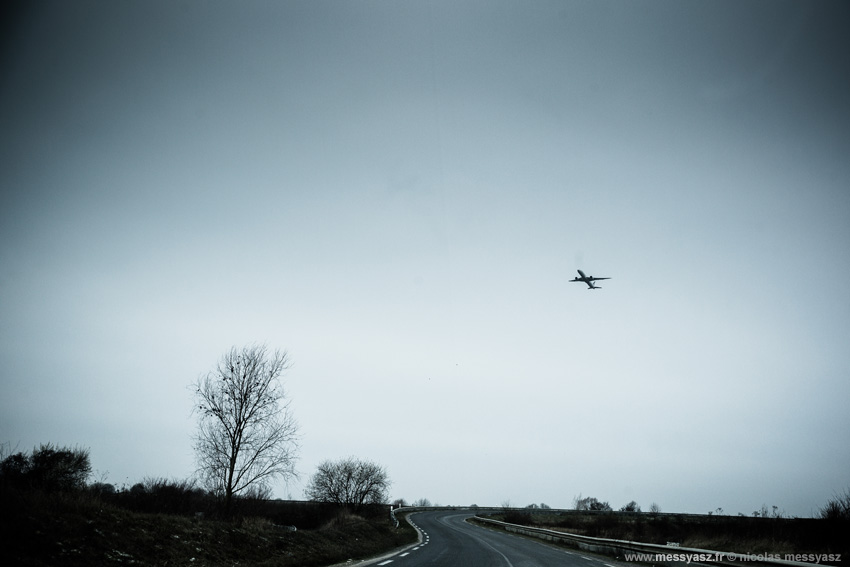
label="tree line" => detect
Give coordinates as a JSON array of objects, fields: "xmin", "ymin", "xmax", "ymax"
[
  {"xmin": 4, "ymin": 344, "xmax": 848, "ymax": 524},
  {"xmin": 2, "ymin": 344, "xmax": 391, "ymax": 520}
]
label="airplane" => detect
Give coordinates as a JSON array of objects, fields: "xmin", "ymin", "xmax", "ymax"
[{"xmin": 570, "ymin": 269, "xmax": 611, "ymax": 289}]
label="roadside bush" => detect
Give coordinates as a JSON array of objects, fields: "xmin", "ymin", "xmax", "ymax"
[
  {"xmin": 819, "ymin": 489, "xmax": 850, "ymax": 521},
  {"xmin": 0, "ymin": 451, "xmax": 30, "ymax": 487},
  {"xmin": 114, "ymin": 477, "xmax": 212, "ymax": 516},
  {"xmin": 500, "ymin": 501, "xmax": 532, "ymax": 525},
  {"xmin": 224, "ymin": 499, "xmax": 389, "ymax": 529},
  {"xmin": 270, "ymin": 500, "xmax": 340, "ymax": 529},
  {"xmin": 503, "ymin": 508, "xmax": 533, "ymax": 525}
]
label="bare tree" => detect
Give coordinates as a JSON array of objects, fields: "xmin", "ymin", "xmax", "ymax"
[
  {"xmin": 304, "ymin": 457, "xmax": 390, "ymax": 512},
  {"xmin": 574, "ymin": 494, "xmax": 612, "ymax": 511},
  {"xmin": 192, "ymin": 345, "xmax": 299, "ymax": 515}
]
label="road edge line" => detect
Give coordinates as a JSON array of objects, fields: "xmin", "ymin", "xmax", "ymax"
[{"xmin": 328, "ymin": 512, "xmax": 424, "ymax": 567}]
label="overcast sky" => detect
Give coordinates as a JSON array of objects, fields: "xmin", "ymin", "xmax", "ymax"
[{"xmin": 2, "ymin": 0, "xmax": 849, "ymax": 518}]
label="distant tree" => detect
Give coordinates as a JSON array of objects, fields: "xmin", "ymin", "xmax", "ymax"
[
  {"xmin": 412, "ymin": 497, "xmax": 432, "ymax": 507},
  {"xmin": 192, "ymin": 345, "xmax": 299, "ymax": 516},
  {"xmin": 0, "ymin": 443, "xmax": 91, "ymax": 491},
  {"xmin": 391, "ymin": 498, "xmax": 408, "ymax": 508},
  {"xmin": 649, "ymin": 502, "xmax": 661, "ymax": 514},
  {"xmin": 574, "ymin": 494, "xmax": 612, "ymax": 511},
  {"xmin": 540, "ymin": 502, "xmax": 551, "ymax": 509},
  {"xmin": 620, "ymin": 500, "xmax": 641, "ymax": 512},
  {"xmin": 305, "ymin": 457, "xmax": 390, "ymax": 512}
]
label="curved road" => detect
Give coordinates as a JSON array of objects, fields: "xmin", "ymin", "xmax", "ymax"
[{"xmin": 367, "ymin": 510, "xmax": 625, "ymax": 567}]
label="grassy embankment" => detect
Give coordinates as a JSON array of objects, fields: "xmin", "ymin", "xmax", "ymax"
[{"xmin": 1, "ymin": 488, "xmax": 417, "ymax": 567}]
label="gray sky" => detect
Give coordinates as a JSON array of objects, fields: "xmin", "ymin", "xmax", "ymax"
[{"xmin": 2, "ymin": 0, "xmax": 849, "ymax": 517}]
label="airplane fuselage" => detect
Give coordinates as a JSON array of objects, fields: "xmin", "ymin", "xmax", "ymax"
[{"xmin": 571, "ymin": 269, "xmax": 610, "ymax": 289}]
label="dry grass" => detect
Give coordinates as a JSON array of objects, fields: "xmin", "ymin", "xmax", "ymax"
[
  {"xmin": 680, "ymin": 535, "xmax": 797, "ymax": 556},
  {"xmin": 320, "ymin": 509, "xmax": 367, "ymax": 530}
]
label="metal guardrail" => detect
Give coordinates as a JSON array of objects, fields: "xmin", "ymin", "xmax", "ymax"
[
  {"xmin": 390, "ymin": 505, "xmax": 508, "ymax": 527},
  {"xmin": 472, "ymin": 516, "xmax": 822, "ymax": 567}
]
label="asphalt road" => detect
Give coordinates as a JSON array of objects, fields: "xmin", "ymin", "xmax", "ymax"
[{"xmin": 366, "ymin": 510, "xmax": 626, "ymax": 567}]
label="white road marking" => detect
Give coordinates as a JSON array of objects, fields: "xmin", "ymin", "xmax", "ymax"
[
  {"xmin": 471, "ymin": 535, "xmax": 515, "ymax": 567},
  {"xmin": 377, "ymin": 561, "xmax": 393, "ymax": 566},
  {"xmin": 400, "ymin": 552, "xmax": 410, "ymax": 557},
  {"xmin": 605, "ymin": 563, "xmax": 616, "ymax": 567}
]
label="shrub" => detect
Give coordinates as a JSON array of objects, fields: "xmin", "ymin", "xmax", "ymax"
[
  {"xmin": 503, "ymin": 508, "xmax": 533, "ymax": 525},
  {"xmin": 89, "ymin": 481, "xmax": 116, "ymax": 495},
  {"xmin": 620, "ymin": 500, "xmax": 641, "ymax": 512},
  {"xmin": 116, "ymin": 477, "xmax": 211, "ymax": 516},
  {"xmin": 819, "ymin": 489, "xmax": 850, "ymax": 521},
  {"xmin": 0, "ymin": 443, "xmax": 91, "ymax": 492}
]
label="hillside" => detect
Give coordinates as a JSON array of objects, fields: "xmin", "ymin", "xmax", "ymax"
[{"xmin": 1, "ymin": 489, "xmax": 417, "ymax": 567}]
